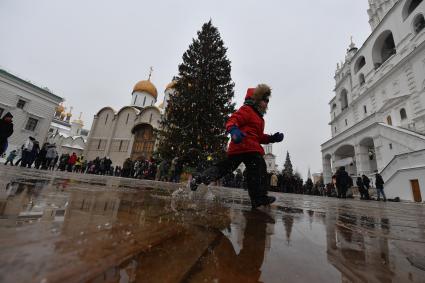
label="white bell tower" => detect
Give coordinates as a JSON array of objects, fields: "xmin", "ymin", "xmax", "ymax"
[{"xmin": 367, "ymin": 0, "xmax": 398, "ymax": 30}]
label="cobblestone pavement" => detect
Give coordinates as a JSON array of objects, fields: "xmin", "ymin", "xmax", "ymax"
[{"xmin": 0, "ymin": 166, "xmax": 424, "ymax": 283}]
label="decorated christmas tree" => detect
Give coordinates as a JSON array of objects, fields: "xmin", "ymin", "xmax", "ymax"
[{"xmin": 156, "ymin": 20, "xmax": 235, "ymax": 167}]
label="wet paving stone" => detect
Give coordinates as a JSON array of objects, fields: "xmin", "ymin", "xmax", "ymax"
[{"xmin": 0, "ymin": 166, "xmax": 424, "ymax": 283}]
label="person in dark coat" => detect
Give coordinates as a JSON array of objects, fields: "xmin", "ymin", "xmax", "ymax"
[
  {"xmin": 335, "ymin": 166, "xmax": 350, "ymax": 198},
  {"xmin": 4, "ymin": 149, "xmax": 17, "ymax": 165},
  {"xmin": 28, "ymin": 140, "xmax": 40, "ymax": 168},
  {"xmin": 20, "ymin": 136, "xmax": 35, "ymax": 167},
  {"xmin": 356, "ymin": 177, "xmax": 366, "ymax": 200},
  {"xmin": 173, "ymin": 158, "xmax": 183, "ymax": 183},
  {"xmin": 104, "ymin": 157, "xmax": 112, "ymax": 175},
  {"xmin": 375, "ymin": 172, "xmax": 386, "ymax": 201},
  {"xmin": 0, "ymin": 112, "xmax": 14, "ymax": 156},
  {"xmin": 35, "ymin": 142, "xmax": 49, "ymax": 169},
  {"xmin": 122, "ymin": 158, "xmax": 133, "ymax": 178},
  {"xmin": 190, "ymin": 84, "xmax": 284, "ymax": 209},
  {"xmin": 361, "ymin": 174, "xmax": 371, "ymax": 199}
]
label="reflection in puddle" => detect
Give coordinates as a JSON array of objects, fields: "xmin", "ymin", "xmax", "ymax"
[{"xmin": 0, "ymin": 169, "xmax": 424, "ymax": 282}]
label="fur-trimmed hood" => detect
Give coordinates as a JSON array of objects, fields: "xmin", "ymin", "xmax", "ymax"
[{"xmin": 244, "ymin": 84, "xmax": 271, "ymax": 103}]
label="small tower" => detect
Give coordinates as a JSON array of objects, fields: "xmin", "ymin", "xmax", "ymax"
[
  {"xmin": 65, "ymin": 106, "xmax": 73, "ymax": 122},
  {"xmin": 163, "ymin": 80, "xmax": 177, "ymax": 110},
  {"xmin": 71, "ymin": 112, "xmax": 84, "ymax": 136},
  {"xmin": 345, "ymin": 37, "xmax": 358, "ymax": 62},
  {"xmin": 60, "ymin": 106, "xmax": 67, "ymax": 121},
  {"xmin": 55, "ymin": 103, "xmax": 65, "ymax": 118}
]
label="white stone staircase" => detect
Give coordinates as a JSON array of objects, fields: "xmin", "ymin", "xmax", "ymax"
[
  {"xmin": 378, "ymin": 123, "xmax": 425, "ymax": 152},
  {"xmin": 381, "ymin": 149, "xmax": 425, "ymax": 183},
  {"xmin": 378, "ymin": 124, "xmax": 425, "ymax": 201}
]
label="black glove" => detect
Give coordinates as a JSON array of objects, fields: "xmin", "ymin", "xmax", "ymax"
[{"xmin": 269, "ymin": 132, "xmax": 284, "ymax": 143}]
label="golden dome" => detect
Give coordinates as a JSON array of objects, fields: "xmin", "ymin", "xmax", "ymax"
[
  {"xmin": 133, "ymin": 80, "xmax": 158, "ymax": 99},
  {"xmin": 165, "ymin": 81, "xmax": 177, "ymax": 91},
  {"xmin": 56, "ymin": 103, "xmax": 65, "ymax": 113}
]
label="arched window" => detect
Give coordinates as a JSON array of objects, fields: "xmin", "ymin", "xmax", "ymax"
[
  {"xmin": 354, "ymin": 56, "xmax": 366, "ymax": 74},
  {"xmin": 340, "ymin": 89, "xmax": 348, "ymax": 111},
  {"xmin": 403, "ymin": 0, "xmax": 423, "ymax": 20},
  {"xmin": 387, "ymin": 115, "xmax": 393, "ymax": 125},
  {"xmin": 400, "ymin": 108, "xmax": 407, "ymax": 120},
  {"xmin": 413, "ymin": 14, "xmax": 425, "ymax": 33},
  {"xmin": 332, "ymin": 103, "xmax": 337, "ymax": 110},
  {"xmin": 372, "ymin": 31, "xmax": 396, "ymax": 69},
  {"xmin": 359, "ymin": 73, "xmax": 366, "ymax": 86}
]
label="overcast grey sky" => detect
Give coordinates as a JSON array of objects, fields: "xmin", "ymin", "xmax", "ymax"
[{"xmin": 0, "ymin": 0, "xmax": 372, "ymax": 178}]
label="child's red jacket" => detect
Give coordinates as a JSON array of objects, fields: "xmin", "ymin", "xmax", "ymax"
[{"xmin": 225, "ymin": 104, "xmax": 271, "ymax": 156}]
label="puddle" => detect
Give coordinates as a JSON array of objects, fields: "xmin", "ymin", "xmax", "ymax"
[{"xmin": 0, "ymin": 167, "xmax": 424, "ymax": 282}]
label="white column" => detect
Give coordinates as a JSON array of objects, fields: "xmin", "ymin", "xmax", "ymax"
[
  {"xmin": 322, "ymin": 154, "xmax": 332, "ymax": 184},
  {"xmin": 355, "ymin": 144, "xmax": 370, "ymax": 176},
  {"xmin": 128, "ymin": 135, "xmax": 135, "ymax": 159},
  {"xmin": 373, "ymin": 136, "xmax": 384, "ymax": 171}
]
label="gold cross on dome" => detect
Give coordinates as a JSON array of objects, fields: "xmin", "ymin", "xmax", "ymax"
[{"xmin": 148, "ymin": 66, "xmax": 154, "ymax": 80}]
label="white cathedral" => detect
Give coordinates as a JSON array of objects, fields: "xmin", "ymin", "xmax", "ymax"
[
  {"xmin": 321, "ymin": 0, "xmax": 425, "ymax": 202},
  {"xmin": 84, "ymin": 77, "xmax": 175, "ymax": 166}
]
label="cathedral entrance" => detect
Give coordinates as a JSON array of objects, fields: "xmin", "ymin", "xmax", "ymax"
[{"xmin": 131, "ymin": 124, "xmax": 155, "ymax": 160}]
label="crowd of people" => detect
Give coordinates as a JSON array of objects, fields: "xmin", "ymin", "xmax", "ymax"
[
  {"xmin": 2, "ymin": 136, "xmax": 190, "ymax": 182},
  {"xmin": 1, "ymin": 109, "xmax": 388, "ymax": 202},
  {"xmin": 331, "ymin": 166, "xmax": 387, "ymax": 201},
  {"xmin": 3, "ymin": 136, "xmax": 78, "ymax": 171},
  {"xmin": 3, "ymin": 136, "xmax": 388, "ymax": 201}
]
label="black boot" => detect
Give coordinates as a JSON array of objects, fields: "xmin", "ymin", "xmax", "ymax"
[
  {"xmin": 252, "ymin": 196, "xmax": 276, "ymax": 209},
  {"xmin": 190, "ymin": 175, "xmax": 201, "ymax": 191},
  {"xmin": 190, "ymin": 174, "xmax": 212, "ymax": 191}
]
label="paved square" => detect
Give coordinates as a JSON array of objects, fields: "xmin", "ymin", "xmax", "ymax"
[{"xmin": 0, "ymin": 166, "xmax": 424, "ymax": 282}]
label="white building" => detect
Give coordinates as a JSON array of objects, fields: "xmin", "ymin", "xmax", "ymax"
[
  {"xmin": 47, "ymin": 107, "xmax": 89, "ymax": 156},
  {"xmin": 321, "ymin": 0, "xmax": 425, "ymax": 202},
  {"xmin": 84, "ymin": 78, "xmax": 172, "ymax": 166},
  {"xmin": 263, "ymin": 144, "xmax": 277, "ymax": 173},
  {"xmin": 0, "ymin": 69, "xmax": 63, "ymax": 156}
]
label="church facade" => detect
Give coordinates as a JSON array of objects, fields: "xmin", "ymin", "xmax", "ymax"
[
  {"xmin": 321, "ymin": 0, "xmax": 425, "ymax": 202},
  {"xmin": 47, "ymin": 105, "xmax": 89, "ymax": 156},
  {"xmin": 84, "ymin": 79, "xmax": 174, "ymax": 167}
]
